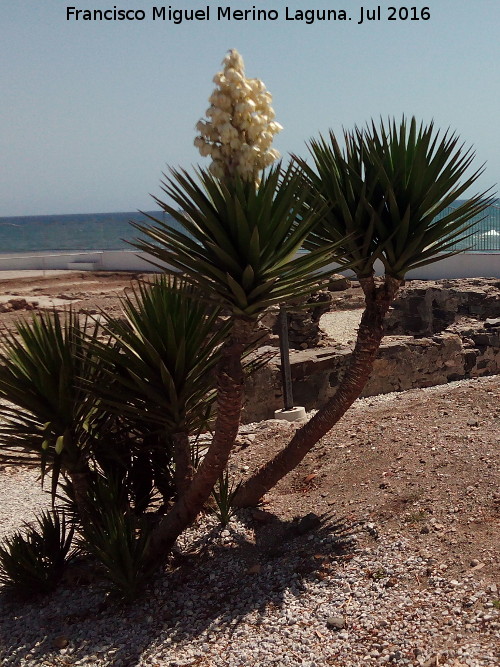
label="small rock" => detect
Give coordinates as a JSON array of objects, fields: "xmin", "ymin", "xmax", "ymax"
[
  {"xmin": 470, "ymin": 562, "xmax": 485, "ymax": 571},
  {"xmin": 250, "ymin": 509, "xmax": 274, "ymax": 524},
  {"xmin": 365, "ymin": 522, "xmax": 379, "ymax": 538},
  {"xmin": 420, "ymin": 525, "xmax": 431, "ymax": 534},
  {"xmin": 327, "ymin": 274, "xmax": 351, "ymax": 291},
  {"xmin": 294, "ymin": 513, "xmax": 322, "ymax": 536},
  {"xmin": 326, "ymin": 615, "xmax": 345, "ymax": 630},
  {"xmin": 9, "ymin": 298, "xmax": 28, "ymax": 310},
  {"xmin": 53, "ymin": 636, "xmax": 69, "ymax": 649},
  {"xmin": 422, "ymin": 657, "xmax": 440, "ymax": 667}
]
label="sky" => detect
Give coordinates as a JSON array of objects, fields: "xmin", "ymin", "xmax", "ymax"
[{"xmin": 1, "ymin": 0, "xmax": 499, "ymax": 217}]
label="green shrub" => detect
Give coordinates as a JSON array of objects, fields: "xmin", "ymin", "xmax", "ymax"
[
  {"xmin": 77, "ymin": 474, "xmax": 157, "ymax": 601},
  {"xmin": 209, "ymin": 469, "xmax": 242, "ymax": 526},
  {"xmin": 0, "ymin": 509, "xmax": 77, "ymax": 598}
]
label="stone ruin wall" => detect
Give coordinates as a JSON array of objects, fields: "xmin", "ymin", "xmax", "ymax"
[{"xmin": 243, "ymin": 278, "xmax": 500, "ymax": 423}]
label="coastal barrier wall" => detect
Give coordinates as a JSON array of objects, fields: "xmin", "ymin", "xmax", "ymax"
[
  {"xmin": 0, "ymin": 250, "xmax": 498, "ymax": 279},
  {"xmin": 348, "ymin": 253, "xmax": 500, "ymax": 279},
  {"xmin": 0, "ymin": 250, "xmax": 166, "ymax": 273}
]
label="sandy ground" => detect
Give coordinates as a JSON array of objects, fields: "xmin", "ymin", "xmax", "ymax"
[{"xmin": 0, "ymin": 270, "xmax": 498, "ymax": 583}]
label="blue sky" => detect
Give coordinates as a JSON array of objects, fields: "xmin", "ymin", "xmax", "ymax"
[{"xmin": 1, "ymin": 1, "xmax": 499, "ymax": 216}]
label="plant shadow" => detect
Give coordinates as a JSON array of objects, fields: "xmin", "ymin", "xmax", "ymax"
[{"xmin": 0, "ymin": 511, "xmax": 361, "ymax": 667}]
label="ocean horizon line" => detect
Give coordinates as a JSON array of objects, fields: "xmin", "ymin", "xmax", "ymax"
[
  {"xmin": 2, "ymin": 197, "xmax": 499, "ymax": 221},
  {"xmin": 0, "ymin": 204, "xmax": 499, "ymax": 253},
  {"xmin": 0, "ymin": 210, "xmax": 165, "ymax": 222}
]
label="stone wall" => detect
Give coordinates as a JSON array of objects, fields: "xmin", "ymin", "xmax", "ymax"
[
  {"xmin": 243, "ymin": 319, "xmax": 500, "ymax": 423},
  {"xmin": 258, "ymin": 276, "xmax": 353, "ymax": 350},
  {"xmin": 260, "ymin": 290, "xmax": 333, "ymax": 350},
  {"xmin": 385, "ymin": 278, "xmax": 500, "ymax": 336}
]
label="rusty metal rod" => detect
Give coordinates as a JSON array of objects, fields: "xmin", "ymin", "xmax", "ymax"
[{"xmin": 278, "ymin": 304, "xmax": 294, "ymax": 410}]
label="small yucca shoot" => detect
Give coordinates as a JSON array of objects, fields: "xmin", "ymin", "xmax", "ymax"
[
  {"xmin": 209, "ymin": 469, "xmax": 242, "ymax": 526},
  {"xmin": 77, "ymin": 474, "xmax": 157, "ymax": 601},
  {"xmin": 0, "ymin": 509, "xmax": 77, "ymax": 598}
]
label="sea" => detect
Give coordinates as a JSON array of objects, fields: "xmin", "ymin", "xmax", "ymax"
[
  {"xmin": 0, "ymin": 203, "xmax": 498, "ymax": 253},
  {"xmin": 0, "ymin": 211, "xmax": 170, "ymax": 254}
]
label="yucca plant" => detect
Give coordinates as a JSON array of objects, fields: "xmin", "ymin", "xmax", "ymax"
[
  {"xmin": 76, "ymin": 473, "xmax": 156, "ymax": 601},
  {"xmin": 98, "ymin": 276, "xmax": 226, "ymax": 427},
  {"xmin": 209, "ymin": 469, "xmax": 242, "ymax": 526},
  {"xmin": 132, "ymin": 164, "xmax": 348, "ymax": 315},
  {"xmin": 94, "ymin": 422, "xmax": 174, "ymax": 517},
  {"xmin": 0, "ymin": 311, "xmax": 112, "ymax": 517},
  {"xmin": 302, "ymin": 117, "xmax": 492, "ymax": 278},
  {"xmin": 0, "ymin": 509, "xmax": 78, "ymax": 598},
  {"xmin": 234, "ymin": 117, "xmax": 494, "ymax": 506},
  {"xmin": 130, "ymin": 163, "xmax": 354, "ymax": 564},
  {"xmin": 87, "ymin": 275, "xmax": 235, "ymax": 511}
]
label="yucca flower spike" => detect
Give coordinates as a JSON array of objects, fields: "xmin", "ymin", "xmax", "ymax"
[{"xmin": 194, "ymin": 49, "xmax": 282, "ymax": 183}]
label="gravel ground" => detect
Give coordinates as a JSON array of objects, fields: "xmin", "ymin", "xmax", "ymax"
[
  {"xmin": 0, "ymin": 377, "xmax": 499, "ymax": 667},
  {"xmin": 0, "ymin": 274, "xmax": 498, "ymax": 666},
  {"xmin": 320, "ymin": 309, "xmax": 363, "ymax": 345},
  {"xmin": 0, "ymin": 495, "xmax": 497, "ymax": 667}
]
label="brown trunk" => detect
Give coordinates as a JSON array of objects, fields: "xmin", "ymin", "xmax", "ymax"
[
  {"xmin": 145, "ymin": 317, "xmax": 254, "ymax": 564},
  {"xmin": 233, "ymin": 275, "xmax": 402, "ymax": 507},
  {"xmin": 172, "ymin": 431, "xmax": 194, "ymax": 496},
  {"xmin": 68, "ymin": 467, "xmax": 92, "ymax": 525}
]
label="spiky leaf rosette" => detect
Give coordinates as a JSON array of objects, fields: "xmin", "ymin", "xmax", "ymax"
[
  {"xmin": 0, "ymin": 310, "xmax": 109, "ymax": 500},
  {"xmin": 88, "ymin": 275, "xmax": 228, "ymax": 433},
  {"xmin": 132, "ymin": 163, "xmax": 354, "ymax": 318},
  {"xmin": 76, "ymin": 473, "xmax": 156, "ymax": 601},
  {"xmin": 300, "ymin": 116, "xmax": 494, "ymax": 279},
  {"xmin": 0, "ymin": 509, "xmax": 78, "ymax": 598}
]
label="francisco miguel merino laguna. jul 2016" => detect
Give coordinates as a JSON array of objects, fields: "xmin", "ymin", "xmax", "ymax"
[{"xmin": 65, "ymin": 5, "xmax": 432, "ymax": 23}]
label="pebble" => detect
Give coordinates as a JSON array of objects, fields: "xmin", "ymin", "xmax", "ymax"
[{"xmin": 326, "ymin": 615, "xmax": 346, "ymax": 630}]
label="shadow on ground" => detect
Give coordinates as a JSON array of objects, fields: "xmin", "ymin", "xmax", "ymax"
[{"xmin": 0, "ymin": 512, "xmax": 362, "ymax": 667}]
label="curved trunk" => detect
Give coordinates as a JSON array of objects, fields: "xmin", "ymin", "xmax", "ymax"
[
  {"xmin": 68, "ymin": 467, "xmax": 92, "ymax": 525},
  {"xmin": 145, "ymin": 317, "xmax": 254, "ymax": 565},
  {"xmin": 233, "ymin": 275, "xmax": 402, "ymax": 508},
  {"xmin": 172, "ymin": 431, "xmax": 194, "ymax": 495}
]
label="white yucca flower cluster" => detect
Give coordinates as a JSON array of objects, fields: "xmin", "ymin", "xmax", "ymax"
[{"xmin": 194, "ymin": 49, "xmax": 283, "ymax": 182}]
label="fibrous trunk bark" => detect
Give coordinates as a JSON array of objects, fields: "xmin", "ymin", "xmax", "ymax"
[
  {"xmin": 145, "ymin": 317, "xmax": 254, "ymax": 566},
  {"xmin": 68, "ymin": 467, "xmax": 92, "ymax": 525},
  {"xmin": 172, "ymin": 431, "xmax": 194, "ymax": 496},
  {"xmin": 233, "ymin": 275, "xmax": 402, "ymax": 507}
]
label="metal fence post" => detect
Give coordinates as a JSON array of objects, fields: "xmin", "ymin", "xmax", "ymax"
[{"xmin": 278, "ymin": 304, "xmax": 294, "ymax": 410}]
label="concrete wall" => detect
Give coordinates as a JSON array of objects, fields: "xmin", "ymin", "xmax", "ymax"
[
  {"xmin": 341, "ymin": 253, "xmax": 500, "ymax": 280},
  {"xmin": 405, "ymin": 253, "xmax": 500, "ymax": 280},
  {"xmin": 0, "ymin": 251, "xmax": 167, "ymax": 273},
  {"xmin": 0, "ymin": 250, "xmax": 498, "ymax": 279}
]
